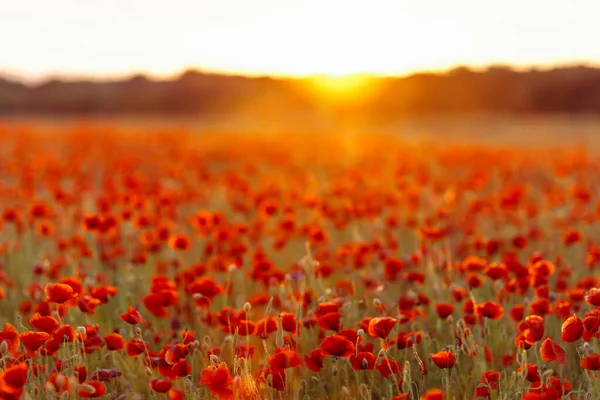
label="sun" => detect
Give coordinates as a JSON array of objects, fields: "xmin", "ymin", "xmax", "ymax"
[{"xmin": 306, "ymin": 73, "xmax": 379, "ymax": 103}]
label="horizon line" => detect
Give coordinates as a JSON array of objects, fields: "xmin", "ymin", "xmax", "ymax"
[{"xmin": 3, "ymin": 60, "xmax": 600, "ymax": 85}]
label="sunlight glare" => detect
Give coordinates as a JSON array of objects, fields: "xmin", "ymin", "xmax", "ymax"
[{"xmin": 308, "ymin": 74, "xmax": 378, "ymax": 103}]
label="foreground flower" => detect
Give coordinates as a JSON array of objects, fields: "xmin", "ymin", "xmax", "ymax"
[
  {"xmin": 20, "ymin": 331, "xmax": 49, "ymax": 356},
  {"xmin": 268, "ymin": 347, "xmax": 302, "ymax": 371},
  {"xmin": 45, "ymin": 282, "xmax": 76, "ymax": 303},
  {"xmin": 304, "ymin": 349, "xmax": 324, "ymax": 372},
  {"xmin": 367, "ymin": 317, "xmax": 397, "ymax": 339},
  {"xmin": 561, "ymin": 315, "xmax": 583, "ymax": 342},
  {"xmin": 320, "ymin": 334, "xmax": 355, "ymax": 358},
  {"xmin": 581, "ymin": 354, "xmax": 600, "ymax": 370},
  {"xmin": 350, "ymin": 352, "xmax": 377, "ymax": 370},
  {"xmin": 200, "ymin": 364, "xmax": 234, "ymax": 400},
  {"xmin": 0, "ymin": 362, "xmax": 28, "ymax": 400},
  {"xmin": 540, "ymin": 338, "xmax": 566, "ymax": 364}
]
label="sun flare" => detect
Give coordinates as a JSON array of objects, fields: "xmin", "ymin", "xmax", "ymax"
[{"xmin": 307, "ymin": 74, "xmax": 379, "ymax": 102}]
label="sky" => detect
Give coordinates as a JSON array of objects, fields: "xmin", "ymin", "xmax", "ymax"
[{"xmin": 1, "ymin": 0, "xmax": 599, "ymax": 82}]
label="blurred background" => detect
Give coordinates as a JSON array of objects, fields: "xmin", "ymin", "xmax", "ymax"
[{"xmin": 1, "ymin": 0, "xmax": 600, "ymax": 146}]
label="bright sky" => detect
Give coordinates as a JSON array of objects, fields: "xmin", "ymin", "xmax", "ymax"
[{"xmin": 1, "ymin": 0, "xmax": 599, "ymax": 81}]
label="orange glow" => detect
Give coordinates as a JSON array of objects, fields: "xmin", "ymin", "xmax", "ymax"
[{"xmin": 306, "ymin": 74, "xmax": 381, "ymax": 103}]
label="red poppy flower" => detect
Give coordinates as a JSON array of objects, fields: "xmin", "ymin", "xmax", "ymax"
[
  {"xmin": 126, "ymin": 337, "xmax": 148, "ymax": 357},
  {"xmin": 540, "ymin": 338, "xmax": 566, "ymax": 364},
  {"xmin": 30, "ymin": 313, "xmax": 60, "ymax": 334},
  {"xmin": 168, "ymin": 233, "xmax": 191, "ymax": 251},
  {"xmin": 44, "ymin": 283, "xmax": 75, "ymax": 304},
  {"xmin": 0, "ymin": 362, "xmax": 28, "ymax": 388},
  {"xmin": 119, "ymin": 306, "xmax": 145, "ymax": 325},
  {"xmin": 150, "ymin": 378, "xmax": 172, "ymax": 393},
  {"xmin": 0, "ymin": 323, "xmax": 21, "ymax": 357},
  {"xmin": 254, "ymin": 317, "xmax": 278, "ymax": 337},
  {"xmin": 280, "ymin": 312, "xmax": 299, "ymax": 333},
  {"xmin": 268, "ymin": 347, "xmax": 302, "ymax": 371},
  {"xmin": 74, "ymin": 365, "xmax": 87, "ymax": 384},
  {"xmin": 430, "ymin": 351, "xmax": 456, "ymax": 369},
  {"xmin": 586, "ymin": 288, "xmax": 600, "ymax": 306},
  {"xmin": 421, "ymin": 389, "xmax": 445, "ymax": 400},
  {"xmin": 517, "ymin": 364, "xmax": 540, "ymax": 382},
  {"xmin": 377, "ymin": 358, "xmax": 402, "ymax": 378},
  {"xmin": 51, "ymin": 325, "xmax": 75, "ymax": 344},
  {"xmin": 509, "ymin": 305, "xmax": 525, "ymax": 322},
  {"xmin": 304, "ymin": 349, "xmax": 324, "ymax": 372},
  {"xmin": 518, "ymin": 315, "xmax": 545, "ymax": 344},
  {"xmin": 435, "ymin": 303, "xmax": 454, "ymax": 319},
  {"xmin": 78, "ymin": 381, "xmax": 107, "ymax": 398},
  {"xmin": 186, "ymin": 277, "xmax": 225, "ymax": 299},
  {"xmin": 367, "ymin": 317, "xmax": 397, "ymax": 339},
  {"xmin": 172, "ymin": 359, "xmax": 192, "ymax": 377},
  {"xmin": 474, "ymin": 301, "xmax": 504, "ymax": 320},
  {"xmin": 260, "ymin": 367, "xmax": 286, "ymax": 391},
  {"xmin": 104, "ymin": 333, "xmax": 126, "ymax": 351},
  {"xmin": 78, "ymin": 296, "xmax": 102, "ymax": 315},
  {"xmin": 581, "ymin": 354, "xmax": 600, "ymax": 370},
  {"xmin": 484, "ymin": 263, "xmax": 507, "ymax": 280},
  {"xmin": 320, "ymin": 334, "xmax": 355, "ymax": 358},
  {"xmin": 350, "ymin": 352, "xmax": 377, "ymax": 370},
  {"xmin": 20, "ymin": 331, "xmax": 49, "ymax": 355},
  {"xmin": 317, "ymin": 312, "xmax": 342, "ymax": 331},
  {"xmin": 199, "ymin": 364, "xmax": 234, "ymax": 400},
  {"xmin": 561, "ymin": 314, "xmax": 583, "ymax": 342}
]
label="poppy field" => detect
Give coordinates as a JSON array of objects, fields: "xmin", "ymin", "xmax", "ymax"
[{"xmin": 1, "ymin": 123, "xmax": 599, "ymax": 400}]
